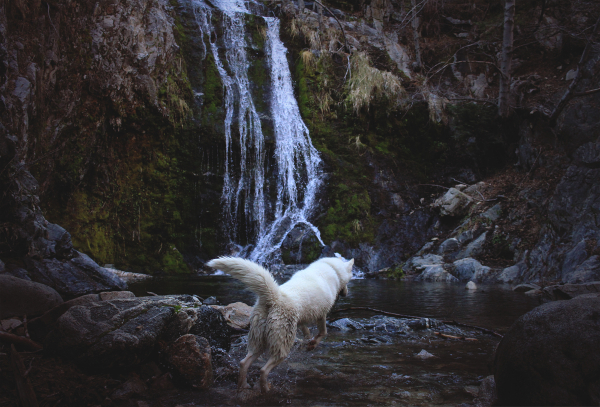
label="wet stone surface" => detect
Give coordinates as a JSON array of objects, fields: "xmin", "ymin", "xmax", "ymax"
[{"xmin": 163, "ymin": 316, "xmax": 498, "ymax": 406}]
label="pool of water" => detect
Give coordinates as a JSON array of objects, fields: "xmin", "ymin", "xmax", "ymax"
[
  {"xmin": 129, "ymin": 276, "xmax": 539, "ymax": 406},
  {"xmin": 130, "ymin": 277, "xmax": 538, "ymax": 331}
]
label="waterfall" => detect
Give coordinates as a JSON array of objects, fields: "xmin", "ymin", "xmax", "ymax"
[{"xmin": 192, "ymin": 0, "xmax": 324, "ymax": 265}]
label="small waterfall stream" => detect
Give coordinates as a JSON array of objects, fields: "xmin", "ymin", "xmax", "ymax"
[{"xmin": 192, "ymin": 0, "xmax": 324, "ymax": 264}]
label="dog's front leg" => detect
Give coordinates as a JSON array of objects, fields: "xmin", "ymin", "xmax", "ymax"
[
  {"xmin": 306, "ymin": 317, "xmax": 327, "ymax": 351},
  {"xmin": 299, "ymin": 324, "xmax": 311, "ymax": 339}
]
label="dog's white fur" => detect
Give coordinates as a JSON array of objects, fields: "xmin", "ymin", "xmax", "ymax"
[{"xmin": 207, "ymin": 256, "xmax": 354, "ymax": 393}]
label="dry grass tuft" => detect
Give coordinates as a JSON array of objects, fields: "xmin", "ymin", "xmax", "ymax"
[{"xmin": 346, "ymin": 52, "xmax": 407, "ymax": 113}]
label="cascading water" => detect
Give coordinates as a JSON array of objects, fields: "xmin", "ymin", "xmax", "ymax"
[{"xmin": 192, "ymin": 0, "xmax": 324, "ymax": 264}]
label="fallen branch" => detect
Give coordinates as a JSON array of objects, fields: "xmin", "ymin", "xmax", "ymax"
[
  {"xmin": 331, "ymin": 307, "xmax": 503, "ymax": 337},
  {"xmin": 440, "ymin": 320, "xmax": 503, "ymax": 338},
  {"xmin": 0, "ymin": 332, "xmax": 43, "ymax": 351},
  {"xmin": 331, "ymin": 307, "xmax": 420, "ymax": 319},
  {"xmin": 312, "ymin": 0, "xmax": 351, "ymax": 54},
  {"xmin": 10, "ymin": 344, "xmax": 39, "ymax": 407},
  {"xmin": 434, "ymin": 331, "xmax": 478, "ymax": 341},
  {"xmin": 573, "ymin": 87, "xmax": 600, "ymax": 97}
]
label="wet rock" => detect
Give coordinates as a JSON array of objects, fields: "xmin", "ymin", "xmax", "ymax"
[
  {"xmin": 104, "ymin": 267, "xmax": 153, "ymax": 284},
  {"xmin": 370, "ymin": 316, "xmax": 410, "ymax": 334},
  {"xmin": 45, "ymin": 295, "xmax": 206, "ymax": 370},
  {"xmin": 99, "ymin": 291, "xmax": 135, "ymax": 301},
  {"xmin": 28, "ymin": 291, "xmax": 133, "ymax": 341},
  {"xmin": 455, "ymin": 232, "xmax": 487, "ymax": 260},
  {"xmin": 474, "ymin": 375, "xmax": 497, "ymax": 407},
  {"xmin": 408, "ymin": 318, "xmax": 440, "ymax": 330},
  {"xmin": 189, "ymin": 305, "xmax": 231, "ymax": 352},
  {"xmin": 211, "ymin": 302, "xmax": 252, "ymax": 329},
  {"xmin": 482, "ymin": 204, "xmax": 502, "ymax": 222},
  {"xmin": 1, "ymin": 319, "xmax": 22, "ymax": 332},
  {"xmin": 415, "ymin": 265, "xmax": 458, "ymax": 282},
  {"xmin": 513, "ymin": 283, "xmax": 540, "ymax": 293},
  {"xmin": 415, "ymin": 349, "xmax": 435, "ymax": 359},
  {"xmin": 416, "ymin": 241, "xmax": 435, "ymax": 255},
  {"xmin": 1, "ymin": 263, "xmax": 30, "ymax": 280},
  {"xmin": 497, "ymin": 262, "xmax": 526, "ymax": 283},
  {"xmin": 406, "ymin": 254, "xmax": 444, "ymax": 272},
  {"xmin": 568, "ymin": 255, "xmax": 600, "ymax": 283},
  {"xmin": 494, "ymin": 296, "xmax": 600, "ymax": 406},
  {"xmin": 360, "ymin": 335, "xmax": 392, "ymax": 344},
  {"xmin": 524, "ymin": 289, "xmax": 542, "ymax": 298},
  {"xmin": 112, "ymin": 375, "xmax": 148, "ymax": 400},
  {"xmin": 560, "ymin": 240, "xmax": 588, "ymax": 281},
  {"xmin": 0, "ymin": 275, "xmax": 63, "ymax": 319},
  {"xmin": 25, "ymin": 252, "xmax": 127, "ymax": 299},
  {"xmin": 457, "ymin": 229, "xmax": 474, "ymax": 245},
  {"xmin": 540, "ymin": 281, "xmax": 600, "ymax": 302},
  {"xmin": 328, "ymin": 318, "xmax": 364, "ymax": 331},
  {"xmin": 438, "ymin": 238, "xmax": 459, "ymax": 254},
  {"xmin": 203, "ymin": 296, "xmax": 218, "ymax": 305},
  {"xmin": 281, "ymin": 224, "xmax": 322, "ymax": 263},
  {"xmin": 433, "ymin": 187, "xmax": 474, "ymax": 217},
  {"xmin": 163, "ymin": 334, "xmax": 213, "ymax": 389},
  {"xmin": 211, "ymin": 347, "xmax": 238, "ymax": 381},
  {"xmin": 452, "ymin": 258, "xmax": 490, "ymax": 281},
  {"xmin": 466, "ymin": 281, "xmax": 477, "ymax": 290}
]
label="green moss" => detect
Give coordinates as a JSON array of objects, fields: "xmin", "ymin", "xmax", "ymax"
[{"xmin": 385, "ymin": 265, "xmax": 405, "ymax": 279}]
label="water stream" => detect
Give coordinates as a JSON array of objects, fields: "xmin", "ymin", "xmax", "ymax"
[
  {"xmin": 193, "ymin": 0, "xmax": 324, "ymax": 265},
  {"xmin": 130, "ymin": 278, "xmax": 539, "ymax": 406}
]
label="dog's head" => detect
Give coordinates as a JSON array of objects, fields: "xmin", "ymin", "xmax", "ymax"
[{"xmin": 338, "ymin": 258, "xmax": 354, "ymax": 297}]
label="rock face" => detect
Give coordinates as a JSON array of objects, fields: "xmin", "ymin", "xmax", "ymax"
[
  {"xmin": 494, "ymin": 296, "xmax": 600, "ymax": 406},
  {"xmin": 0, "ymin": 0, "xmax": 200, "ymax": 276},
  {"xmin": 25, "ymin": 253, "xmax": 127, "ymax": 299},
  {"xmin": 0, "ymin": 275, "xmax": 63, "ymax": 319},
  {"xmin": 163, "ymin": 334, "xmax": 213, "ymax": 389},
  {"xmin": 45, "ymin": 295, "xmax": 230, "ymax": 371},
  {"xmin": 28, "ymin": 291, "xmax": 135, "ymax": 342}
]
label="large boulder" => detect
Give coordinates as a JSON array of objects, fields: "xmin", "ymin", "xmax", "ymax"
[
  {"xmin": 0, "ymin": 275, "xmax": 63, "ymax": 319},
  {"xmin": 452, "ymin": 258, "xmax": 491, "ymax": 282},
  {"xmin": 494, "ymin": 295, "xmax": 600, "ymax": 406},
  {"xmin": 45, "ymin": 295, "xmax": 229, "ymax": 371},
  {"xmin": 163, "ymin": 334, "xmax": 213, "ymax": 389},
  {"xmin": 25, "ymin": 252, "xmax": 127, "ymax": 299},
  {"xmin": 28, "ymin": 291, "xmax": 135, "ymax": 342},
  {"xmin": 211, "ymin": 302, "xmax": 252, "ymax": 330},
  {"xmin": 189, "ymin": 305, "xmax": 232, "ymax": 351},
  {"xmin": 415, "ymin": 265, "xmax": 458, "ymax": 282},
  {"xmin": 540, "ymin": 281, "xmax": 600, "ymax": 302}
]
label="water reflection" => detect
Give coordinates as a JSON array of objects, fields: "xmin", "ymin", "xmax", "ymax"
[{"xmin": 130, "ymin": 277, "xmax": 538, "ymax": 331}]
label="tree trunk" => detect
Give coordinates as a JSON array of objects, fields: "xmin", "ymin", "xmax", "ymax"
[
  {"xmin": 318, "ymin": 2, "xmax": 324, "ymax": 34},
  {"xmin": 411, "ymin": 0, "xmax": 422, "ymax": 68},
  {"xmin": 549, "ymin": 15, "xmax": 600, "ymax": 124},
  {"xmin": 498, "ymin": 0, "xmax": 515, "ymax": 117}
]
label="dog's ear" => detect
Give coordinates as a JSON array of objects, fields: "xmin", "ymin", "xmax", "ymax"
[{"xmin": 347, "ymin": 258, "xmax": 354, "ymax": 271}]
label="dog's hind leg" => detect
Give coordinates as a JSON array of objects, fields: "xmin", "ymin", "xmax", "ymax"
[
  {"xmin": 306, "ymin": 317, "xmax": 327, "ymax": 351},
  {"xmin": 259, "ymin": 355, "xmax": 285, "ymax": 393},
  {"xmin": 238, "ymin": 350, "xmax": 262, "ymax": 390}
]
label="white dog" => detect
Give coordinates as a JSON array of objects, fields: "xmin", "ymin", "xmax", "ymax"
[{"xmin": 207, "ymin": 256, "xmax": 354, "ymax": 393}]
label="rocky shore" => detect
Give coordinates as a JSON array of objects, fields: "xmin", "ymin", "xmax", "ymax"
[{"xmin": 2, "ymin": 270, "xmax": 598, "ymax": 406}]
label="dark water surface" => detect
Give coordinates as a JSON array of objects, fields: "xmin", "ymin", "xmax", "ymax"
[
  {"xmin": 130, "ymin": 276, "xmax": 538, "ymax": 331},
  {"xmin": 129, "ymin": 276, "xmax": 539, "ymax": 406}
]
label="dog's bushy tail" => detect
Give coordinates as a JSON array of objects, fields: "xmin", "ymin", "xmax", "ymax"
[{"xmin": 207, "ymin": 257, "xmax": 280, "ymax": 305}]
